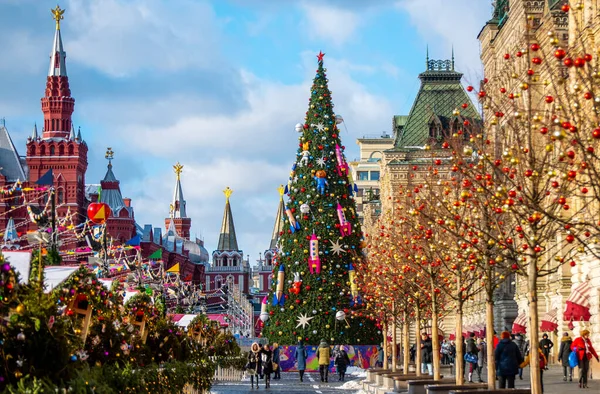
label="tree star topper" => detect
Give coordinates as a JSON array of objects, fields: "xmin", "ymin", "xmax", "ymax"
[
  {"xmin": 296, "ymin": 313, "xmax": 315, "ymax": 329},
  {"xmin": 51, "ymin": 5, "xmax": 65, "ymax": 30},
  {"xmin": 317, "ymin": 51, "xmax": 325, "ymax": 62}
]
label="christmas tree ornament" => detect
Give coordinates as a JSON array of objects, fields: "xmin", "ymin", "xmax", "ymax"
[
  {"xmin": 336, "ymin": 202, "xmax": 352, "ymax": 236},
  {"xmin": 314, "ymin": 170, "xmax": 328, "ymax": 195},
  {"xmin": 289, "ymin": 272, "xmax": 302, "ymax": 295},
  {"xmin": 300, "ymin": 203, "xmax": 311, "ymax": 214},
  {"xmin": 295, "ymin": 123, "xmax": 304, "ymax": 133},
  {"xmin": 272, "ymin": 264, "xmax": 286, "ymax": 306},
  {"xmin": 308, "ymin": 233, "xmax": 322, "ymax": 274},
  {"xmin": 296, "ymin": 313, "xmax": 315, "ymax": 329},
  {"xmin": 334, "ymin": 144, "xmax": 350, "ymax": 176},
  {"xmin": 260, "ymin": 296, "xmax": 269, "ymax": 322},
  {"xmin": 285, "ymin": 205, "xmax": 301, "ymax": 233}
]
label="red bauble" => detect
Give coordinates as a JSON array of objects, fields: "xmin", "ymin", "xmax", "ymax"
[
  {"xmin": 504, "ymin": 53, "xmax": 510, "ymax": 60},
  {"xmin": 554, "ymin": 49, "xmax": 566, "ymax": 59},
  {"xmin": 584, "ymin": 53, "xmax": 593, "ymax": 62},
  {"xmin": 593, "ymin": 128, "xmax": 600, "ymax": 139},
  {"xmin": 545, "ymin": 95, "xmax": 554, "ymax": 103},
  {"xmin": 564, "ymin": 58, "xmax": 574, "ymax": 67},
  {"xmin": 540, "ymin": 127, "xmax": 549, "ymax": 134},
  {"xmin": 562, "ymin": 4, "xmax": 570, "ymax": 12},
  {"xmin": 461, "ymin": 103, "xmax": 468, "ymax": 109},
  {"xmin": 466, "ymin": 86, "xmax": 474, "ymax": 92},
  {"xmin": 516, "ymin": 51, "xmax": 523, "ymax": 57},
  {"xmin": 87, "ymin": 202, "xmax": 112, "ymax": 224},
  {"xmin": 574, "ymin": 58, "xmax": 586, "ymax": 67},
  {"xmin": 566, "ymin": 234, "xmax": 575, "ymax": 243},
  {"xmin": 530, "ymin": 43, "xmax": 540, "ymax": 51},
  {"xmin": 500, "ymin": 87, "xmax": 507, "ymax": 93},
  {"xmin": 584, "ymin": 92, "xmax": 593, "ymax": 100},
  {"xmin": 532, "ymin": 57, "xmax": 542, "ymax": 65}
]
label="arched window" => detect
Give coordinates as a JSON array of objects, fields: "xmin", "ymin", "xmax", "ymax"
[
  {"xmin": 59, "ymin": 145, "xmax": 64, "ymax": 155},
  {"xmin": 57, "ymin": 188, "xmax": 64, "ymax": 204},
  {"xmin": 50, "ymin": 146, "xmax": 55, "ymax": 155},
  {"xmin": 40, "ymin": 145, "xmax": 46, "ymax": 155},
  {"xmin": 29, "ymin": 145, "xmax": 36, "ymax": 155},
  {"xmin": 215, "ymin": 275, "xmax": 223, "ymax": 289},
  {"xmin": 68, "ymin": 145, "xmax": 74, "ymax": 155},
  {"xmin": 51, "ymin": 119, "xmax": 55, "ymax": 130}
]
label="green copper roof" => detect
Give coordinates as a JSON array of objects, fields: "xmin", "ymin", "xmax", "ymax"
[
  {"xmin": 394, "ymin": 115, "xmax": 408, "ymax": 128},
  {"xmin": 393, "ymin": 58, "xmax": 480, "ymax": 149}
]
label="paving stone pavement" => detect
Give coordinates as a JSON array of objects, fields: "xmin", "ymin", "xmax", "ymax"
[
  {"xmin": 209, "ymin": 371, "xmax": 363, "ymax": 393},
  {"xmin": 207, "ymin": 364, "xmax": 600, "ymax": 394}
]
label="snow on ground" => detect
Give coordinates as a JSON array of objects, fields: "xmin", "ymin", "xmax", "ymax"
[{"xmin": 347, "ymin": 366, "xmax": 367, "ymax": 378}]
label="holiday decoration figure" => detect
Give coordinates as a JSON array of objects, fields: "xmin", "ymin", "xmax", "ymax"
[
  {"xmin": 264, "ymin": 51, "xmax": 376, "ymax": 345},
  {"xmin": 308, "ymin": 233, "xmax": 321, "ymax": 274},
  {"xmin": 289, "ymin": 272, "xmax": 302, "ymax": 295},
  {"xmin": 336, "ymin": 202, "xmax": 352, "ymax": 236},
  {"xmin": 335, "ymin": 144, "xmax": 349, "ymax": 177},
  {"xmin": 299, "ymin": 142, "xmax": 310, "ymax": 167},
  {"xmin": 285, "ymin": 205, "xmax": 301, "ymax": 233},
  {"xmin": 272, "ymin": 264, "xmax": 286, "ymax": 306},
  {"xmin": 314, "ymin": 170, "xmax": 328, "ymax": 195}
]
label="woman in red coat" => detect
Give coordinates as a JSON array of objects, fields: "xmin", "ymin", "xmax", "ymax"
[{"xmin": 571, "ymin": 329, "xmax": 599, "ymax": 388}]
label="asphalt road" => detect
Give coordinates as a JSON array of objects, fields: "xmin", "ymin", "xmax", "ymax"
[{"xmin": 209, "ymin": 371, "xmax": 362, "ymax": 393}]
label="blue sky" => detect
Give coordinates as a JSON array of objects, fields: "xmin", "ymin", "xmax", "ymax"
[{"xmin": 0, "ymin": 0, "xmax": 490, "ymax": 265}]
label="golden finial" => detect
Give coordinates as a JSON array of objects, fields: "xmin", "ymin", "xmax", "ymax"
[
  {"xmin": 278, "ymin": 185, "xmax": 285, "ymax": 199},
  {"xmin": 105, "ymin": 147, "xmax": 114, "ymax": 167},
  {"xmin": 173, "ymin": 162, "xmax": 184, "ymax": 180},
  {"xmin": 223, "ymin": 187, "xmax": 233, "ymax": 202},
  {"xmin": 51, "ymin": 5, "xmax": 65, "ymax": 30}
]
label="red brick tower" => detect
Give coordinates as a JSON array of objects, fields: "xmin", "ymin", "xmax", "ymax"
[
  {"xmin": 26, "ymin": 6, "xmax": 88, "ymax": 225},
  {"xmin": 165, "ymin": 162, "xmax": 191, "ymax": 240}
]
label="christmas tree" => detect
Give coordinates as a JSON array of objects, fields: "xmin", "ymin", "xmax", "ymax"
[{"xmin": 264, "ymin": 52, "xmax": 376, "ymax": 345}]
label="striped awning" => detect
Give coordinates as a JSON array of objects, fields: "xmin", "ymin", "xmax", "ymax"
[
  {"xmin": 512, "ymin": 313, "xmax": 527, "ymax": 334},
  {"xmin": 564, "ymin": 281, "xmax": 592, "ymax": 322},
  {"xmin": 540, "ymin": 309, "xmax": 558, "ymax": 332}
]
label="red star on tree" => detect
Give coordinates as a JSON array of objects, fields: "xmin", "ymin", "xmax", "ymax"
[{"xmin": 317, "ymin": 51, "xmax": 325, "ymax": 62}]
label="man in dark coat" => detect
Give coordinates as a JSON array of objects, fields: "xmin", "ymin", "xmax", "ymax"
[
  {"xmin": 539, "ymin": 334, "xmax": 553, "ymax": 370},
  {"xmin": 495, "ymin": 331, "xmax": 524, "ymax": 388},
  {"xmin": 557, "ymin": 332, "xmax": 573, "ymax": 381},
  {"xmin": 420, "ymin": 332, "xmax": 433, "ymax": 375}
]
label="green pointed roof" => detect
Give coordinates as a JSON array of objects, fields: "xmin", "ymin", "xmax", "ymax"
[
  {"xmin": 393, "ymin": 57, "xmax": 480, "ymax": 149},
  {"xmin": 216, "ymin": 188, "xmax": 239, "ymax": 251}
]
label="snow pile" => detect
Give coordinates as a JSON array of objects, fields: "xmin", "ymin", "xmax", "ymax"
[
  {"xmin": 337, "ymin": 379, "xmax": 363, "ymax": 390},
  {"xmin": 347, "ymin": 366, "xmax": 367, "ymax": 377}
]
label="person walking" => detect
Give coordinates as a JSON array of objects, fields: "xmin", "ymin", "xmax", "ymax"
[
  {"xmin": 376, "ymin": 343, "xmax": 384, "ymax": 368},
  {"xmin": 441, "ymin": 339, "xmax": 451, "ymax": 365},
  {"xmin": 465, "ymin": 333, "xmax": 478, "ymax": 383},
  {"xmin": 539, "ymin": 333, "xmax": 554, "ymax": 370},
  {"xmin": 272, "ymin": 342, "xmax": 281, "ymax": 380},
  {"xmin": 571, "ymin": 329, "xmax": 599, "ymax": 389},
  {"xmin": 476, "ymin": 338, "xmax": 486, "ymax": 383},
  {"xmin": 295, "ymin": 340, "xmax": 308, "ymax": 382},
  {"xmin": 514, "ymin": 333, "xmax": 529, "ymax": 380},
  {"xmin": 335, "ymin": 345, "xmax": 351, "ymax": 381},
  {"xmin": 520, "ymin": 346, "xmax": 547, "ymax": 393},
  {"xmin": 247, "ymin": 342, "xmax": 262, "ymax": 389},
  {"xmin": 316, "ymin": 339, "xmax": 331, "ymax": 382},
  {"xmin": 495, "ymin": 331, "xmax": 524, "ymax": 389},
  {"xmin": 260, "ymin": 344, "xmax": 273, "ymax": 388},
  {"xmin": 557, "ymin": 332, "xmax": 573, "ymax": 381},
  {"xmin": 420, "ymin": 332, "xmax": 433, "ymax": 375}
]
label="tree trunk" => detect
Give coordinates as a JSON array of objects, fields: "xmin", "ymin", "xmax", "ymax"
[
  {"xmin": 486, "ymin": 299, "xmax": 496, "ymax": 389},
  {"xmin": 528, "ymin": 267, "xmax": 542, "ymax": 394},
  {"xmin": 431, "ymin": 298, "xmax": 441, "ymax": 380},
  {"xmin": 392, "ymin": 302, "xmax": 398, "ymax": 372},
  {"xmin": 383, "ymin": 321, "xmax": 389, "ymax": 369},
  {"xmin": 415, "ymin": 306, "xmax": 422, "ymax": 376},
  {"xmin": 455, "ymin": 306, "xmax": 464, "ymax": 384},
  {"xmin": 403, "ymin": 311, "xmax": 410, "ymax": 374}
]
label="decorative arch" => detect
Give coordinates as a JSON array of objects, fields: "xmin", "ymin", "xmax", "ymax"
[
  {"xmin": 57, "ymin": 188, "xmax": 64, "ymax": 204},
  {"xmin": 68, "ymin": 144, "xmax": 74, "ymax": 155},
  {"xmin": 58, "ymin": 144, "xmax": 65, "ymax": 155},
  {"xmin": 215, "ymin": 275, "xmax": 223, "ymax": 289},
  {"xmin": 29, "ymin": 145, "xmax": 36, "ymax": 155},
  {"xmin": 49, "ymin": 145, "xmax": 55, "ymax": 155},
  {"xmin": 40, "ymin": 145, "xmax": 46, "ymax": 155}
]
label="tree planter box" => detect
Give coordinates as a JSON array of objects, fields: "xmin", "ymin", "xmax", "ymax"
[
  {"xmin": 425, "ymin": 383, "xmax": 487, "ymax": 394},
  {"xmin": 407, "ymin": 379, "xmax": 454, "ymax": 394}
]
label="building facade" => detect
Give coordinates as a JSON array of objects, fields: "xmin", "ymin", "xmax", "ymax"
[
  {"xmin": 205, "ymin": 188, "xmax": 252, "ymax": 294},
  {"xmin": 349, "ymin": 133, "xmax": 395, "ymax": 223},
  {"xmin": 477, "ymin": 0, "xmax": 599, "ymax": 371}
]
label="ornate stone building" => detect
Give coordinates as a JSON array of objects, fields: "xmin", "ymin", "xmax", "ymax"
[{"xmin": 477, "ymin": 0, "xmax": 599, "ymax": 371}]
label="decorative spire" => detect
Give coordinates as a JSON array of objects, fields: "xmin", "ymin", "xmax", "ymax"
[
  {"xmin": 217, "ymin": 187, "xmax": 239, "ymax": 251},
  {"xmin": 451, "ymin": 45, "xmax": 455, "ymax": 71},
  {"xmin": 69, "ymin": 124, "xmax": 76, "ymax": 140},
  {"xmin": 76, "ymin": 126, "xmax": 82, "ymax": 141},
  {"xmin": 170, "ymin": 162, "xmax": 187, "ymax": 218},
  {"xmin": 223, "ymin": 186, "xmax": 233, "ymax": 202},
  {"xmin": 105, "ymin": 147, "xmax": 114, "ymax": 169},
  {"xmin": 32, "ymin": 123, "xmax": 38, "ymax": 139},
  {"xmin": 48, "ymin": 6, "xmax": 67, "ymax": 77},
  {"xmin": 270, "ymin": 185, "xmax": 286, "ymax": 250},
  {"xmin": 426, "ymin": 44, "xmax": 430, "ymax": 69}
]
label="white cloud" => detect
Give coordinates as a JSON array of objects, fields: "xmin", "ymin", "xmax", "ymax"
[
  {"xmin": 65, "ymin": 0, "xmax": 224, "ymax": 77},
  {"xmin": 0, "ymin": 30, "xmax": 46, "ymax": 74},
  {"xmin": 300, "ymin": 2, "xmax": 362, "ymax": 46},
  {"xmin": 86, "ymin": 53, "xmax": 393, "ymax": 262},
  {"xmin": 395, "ymin": 0, "xmax": 490, "ymax": 82}
]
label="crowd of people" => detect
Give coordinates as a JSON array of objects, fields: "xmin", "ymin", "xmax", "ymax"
[{"xmin": 245, "ymin": 339, "xmax": 351, "ymax": 389}]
